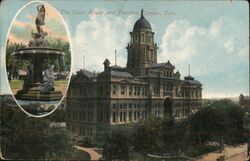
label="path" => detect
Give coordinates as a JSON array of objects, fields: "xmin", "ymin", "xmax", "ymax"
[
  {"xmin": 74, "ymin": 145, "xmax": 102, "ymax": 161},
  {"xmin": 196, "ymin": 144, "xmax": 249, "ymax": 161}
]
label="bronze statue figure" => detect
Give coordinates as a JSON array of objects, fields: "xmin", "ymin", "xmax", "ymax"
[
  {"xmin": 36, "ymin": 5, "xmax": 45, "ymax": 35},
  {"xmin": 29, "ymin": 4, "xmax": 47, "ymax": 47}
]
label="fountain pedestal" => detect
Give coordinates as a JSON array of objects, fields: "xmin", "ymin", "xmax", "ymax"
[{"xmin": 13, "ymin": 47, "xmax": 64, "ymax": 101}]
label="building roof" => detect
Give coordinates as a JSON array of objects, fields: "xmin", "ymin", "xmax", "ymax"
[
  {"xmin": 77, "ymin": 69, "xmax": 96, "ymax": 78},
  {"xmin": 133, "ymin": 9, "xmax": 152, "ymax": 31},
  {"xmin": 183, "ymin": 75, "xmax": 201, "ymax": 85},
  {"xmin": 150, "ymin": 61, "xmax": 175, "ymax": 69},
  {"xmin": 111, "ymin": 71, "xmax": 133, "ymax": 78},
  {"xmin": 71, "ymin": 69, "xmax": 96, "ymax": 81},
  {"xmin": 243, "ymin": 96, "xmax": 250, "ymax": 100},
  {"xmin": 110, "ymin": 65, "xmax": 122, "ymax": 69},
  {"xmin": 99, "ymin": 69, "xmax": 133, "ymax": 78}
]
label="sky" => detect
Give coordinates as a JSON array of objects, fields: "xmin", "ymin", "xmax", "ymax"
[
  {"xmin": 0, "ymin": 0, "xmax": 249, "ymax": 98},
  {"xmin": 7, "ymin": 2, "xmax": 68, "ymax": 44}
]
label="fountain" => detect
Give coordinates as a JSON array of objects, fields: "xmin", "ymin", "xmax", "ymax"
[{"xmin": 12, "ymin": 4, "xmax": 64, "ymax": 101}]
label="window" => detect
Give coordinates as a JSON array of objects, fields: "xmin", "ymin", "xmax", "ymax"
[
  {"xmin": 90, "ymin": 112, "xmax": 93, "ymax": 122},
  {"xmin": 112, "ymin": 84, "xmax": 117, "ymax": 95},
  {"xmin": 83, "ymin": 112, "xmax": 86, "ymax": 121},
  {"xmin": 121, "ymin": 85, "xmax": 125, "ymax": 95},
  {"xmin": 83, "ymin": 127, "xmax": 86, "ymax": 136},
  {"xmin": 112, "ymin": 112, "xmax": 116, "ymax": 122},
  {"xmin": 90, "ymin": 127, "xmax": 92, "ymax": 136},
  {"xmin": 100, "ymin": 112, "xmax": 103, "ymax": 122},
  {"xmin": 137, "ymin": 87, "xmax": 140, "ymax": 95},
  {"xmin": 106, "ymin": 112, "xmax": 109, "ymax": 122},
  {"xmin": 134, "ymin": 87, "xmax": 137, "ymax": 95},
  {"xmin": 73, "ymin": 88, "xmax": 77, "ymax": 96},
  {"xmin": 123, "ymin": 112, "xmax": 126, "ymax": 122},
  {"xmin": 129, "ymin": 112, "xmax": 132, "ymax": 121},
  {"xmin": 129, "ymin": 86, "xmax": 133, "ymax": 95},
  {"xmin": 134, "ymin": 111, "xmax": 137, "ymax": 121},
  {"xmin": 100, "ymin": 86, "xmax": 104, "ymax": 96},
  {"xmin": 120, "ymin": 112, "xmax": 123, "ymax": 122},
  {"xmin": 106, "ymin": 88, "xmax": 110, "ymax": 96},
  {"xmin": 88, "ymin": 87, "xmax": 92, "ymax": 96},
  {"xmin": 112, "ymin": 104, "xmax": 116, "ymax": 110}
]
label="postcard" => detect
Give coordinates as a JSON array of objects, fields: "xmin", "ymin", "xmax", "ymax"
[{"xmin": 0, "ymin": 0, "xmax": 249, "ymax": 160}]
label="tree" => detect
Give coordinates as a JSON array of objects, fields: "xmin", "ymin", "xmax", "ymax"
[
  {"xmin": 5, "ymin": 41, "xmax": 28, "ymax": 80},
  {"xmin": 131, "ymin": 117, "xmax": 164, "ymax": 160},
  {"xmin": 45, "ymin": 127, "xmax": 75, "ymax": 159},
  {"xmin": 47, "ymin": 108, "xmax": 66, "ymax": 122},
  {"xmin": 44, "ymin": 38, "xmax": 71, "ymax": 71},
  {"xmin": 189, "ymin": 99, "xmax": 248, "ymax": 152},
  {"xmin": 103, "ymin": 129, "xmax": 130, "ymax": 161},
  {"xmin": 0, "ymin": 105, "xmax": 74, "ymax": 159},
  {"xmin": 162, "ymin": 117, "xmax": 189, "ymax": 154},
  {"xmin": 189, "ymin": 106, "xmax": 223, "ymax": 145}
]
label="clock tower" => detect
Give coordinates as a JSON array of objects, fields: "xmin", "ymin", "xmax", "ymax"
[{"xmin": 126, "ymin": 9, "xmax": 158, "ymax": 76}]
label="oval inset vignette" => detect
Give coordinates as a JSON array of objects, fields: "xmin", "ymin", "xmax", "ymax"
[{"xmin": 4, "ymin": 0, "xmax": 72, "ymax": 117}]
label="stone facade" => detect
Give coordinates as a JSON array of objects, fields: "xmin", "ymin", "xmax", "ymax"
[{"xmin": 66, "ymin": 10, "xmax": 202, "ymax": 142}]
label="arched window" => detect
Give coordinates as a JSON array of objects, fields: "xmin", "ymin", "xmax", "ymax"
[{"xmin": 142, "ymin": 33, "xmax": 144, "ymax": 42}]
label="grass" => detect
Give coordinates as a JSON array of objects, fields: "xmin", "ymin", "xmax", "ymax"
[
  {"xmin": 72, "ymin": 149, "xmax": 90, "ymax": 160},
  {"xmin": 9, "ymin": 79, "xmax": 23, "ymax": 95},
  {"xmin": 9, "ymin": 79, "xmax": 68, "ymax": 95}
]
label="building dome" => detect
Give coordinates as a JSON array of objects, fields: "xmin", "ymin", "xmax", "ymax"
[{"xmin": 133, "ymin": 9, "xmax": 152, "ymax": 31}]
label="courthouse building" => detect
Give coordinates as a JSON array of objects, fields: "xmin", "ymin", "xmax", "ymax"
[{"xmin": 66, "ymin": 10, "xmax": 202, "ymax": 142}]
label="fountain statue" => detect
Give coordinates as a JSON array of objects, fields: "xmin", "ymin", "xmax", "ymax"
[
  {"xmin": 41, "ymin": 64, "xmax": 55, "ymax": 92},
  {"xmin": 13, "ymin": 4, "xmax": 64, "ymax": 101},
  {"xmin": 29, "ymin": 5, "xmax": 47, "ymax": 47}
]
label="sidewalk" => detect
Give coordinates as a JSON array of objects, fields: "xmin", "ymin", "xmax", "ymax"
[{"xmin": 196, "ymin": 144, "xmax": 248, "ymax": 161}]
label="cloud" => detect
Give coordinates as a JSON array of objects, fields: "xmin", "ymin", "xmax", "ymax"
[
  {"xmin": 160, "ymin": 16, "xmax": 249, "ymax": 98},
  {"xmin": 8, "ymin": 3, "xmax": 69, "ymax": 44},
  {"xmin": 72, "ymin": 8, "xmax": 135, "ymax": 72},
  {"xmin": 44, "ymin": 4, "xmax": 63, "ymax": 24},
  {"xmin": 8, "ymin": 33, "xmax": 29, "ymax": 44}
]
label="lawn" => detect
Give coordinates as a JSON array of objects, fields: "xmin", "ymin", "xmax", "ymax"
[
  {"xmin": 71, "ymin": 149, "xmax": 90, "ymax": 160},
  {"xmin": 9, "ymin": 79, "xmax": 68, "ymax": 95}
]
